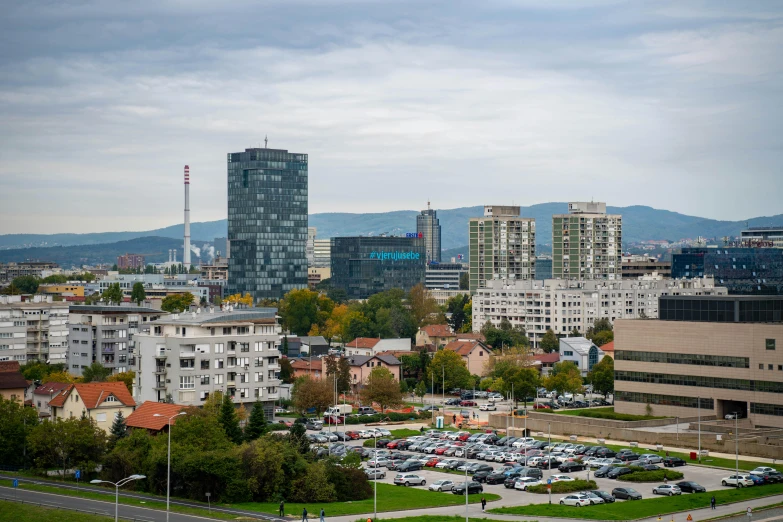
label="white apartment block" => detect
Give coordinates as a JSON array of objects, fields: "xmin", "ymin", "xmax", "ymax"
[
  {"xmin": 552, "ymin": 202, "xmax": 622, "ymax": 280},
  {"xmin": 0, "ymin": 295, "xmax": 69, "ymax": 363},
  {"xmin": 472, "ymin": 276, "xmax": 728, "ymax": 348},
  {"xmin": 134, "ymin": 307, "xmax": 282, "ymax": 418}
]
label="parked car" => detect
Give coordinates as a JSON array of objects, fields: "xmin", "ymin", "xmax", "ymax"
[
  {"xmin": 365, "ymin": 468, "xmax": 386, "ymax": 479},
  {"xmin": 653, "ymin": 484, "xmax": 682, "ymax": 496},
  {"xmin": 550, "ymin": 474, "xmax": 575, "ymax": 483},
  {"xmin": 472, "ymin": 471, "xmax": 492, "ymax": 483},
  {"xmin": 722, "ymin": 475, "xmax": 755, "ymax": 487},
  {"xmin": 559, "ymin": 461, "xmax": 586, "ymax": 473},
  {"xmin": 612, "ymin": 487, "xmax": 642, "ymax": 500},
  {"xmin": 642, "ymin": 464, "xmax": 662, "ymax": 472},
  {"xmin": 396, "ymin": 461, "xmax": 423, "ymax": 472},
  {"xmin": 428, "ymin": 479, "xmax": 454, "ymax": 492},
  {"xmin": 676, "ymin": 481, "xmax": 706, "ymax": 493},
  {"xmin": 394, "ymin": 473, "xmax": 426, "ymax": 486},
  {"xmin": 345, "ymin": 431, "xmax": 361, "ymax": 439},
  {"xmin": 750, "ymin": 466, "xmax": 776, "ymax": 476},
  {"xmin": 485, "ymin": 471, "xmax": 509, "ymax": 485},
  {"xmin": 274, "ymin": 406, "xmax": 288, "ymax": 414},
  {"xmin": 749, "ymin": 475, "xmax": 765, "ymax": 486},
  {"xmin": 460, "ymin": 400, "xmax": 477, "ymax": 407},
  {"xmin": 580, "ymin": 492, "xmax": 605, "ymax": 505},
  {"xmin": 559, "ymin": 494, "xmax": 591, "ymax": 507},
  {"xmin": 533, "ymin": 403, "xmax": 551, "ymax": 410},
  {"xmin": 306, "ymin": 420, "xmax": 323, "ymax": 431},
  {"xmin": 639, "ymin": 454, "xmax": 663, "ymax": 465},
  {"xmin": 479, "ymin": 403, "xmax": 497, "ymax": 411},
  {"xmin": 663, "ymin": 457, "xmax": 686, "ymax": 467},
  {"xmin": 607, "ymin": 467, "xmax": 633, "ymax": 479},
  {"xmin": 513, "ymin": 477, "xmax": 542, "ymax": 490},
  {"xmin": 591, "ymin": 490, "xmax": 616, "ymax": 503},
  {"xmin": 760, "ymin": 471, "xmax": 783, "ymax": 484},
  {"xmin": 452, "ymin": 481, "xmax": 483, "ymax": 495},
  {"xmin": 445, "ymin": 398, "xmax": 462, "ymax": 405},
  {"xmin": 419, "ymin": 405, "xmax": 440, "ymax": 412}
]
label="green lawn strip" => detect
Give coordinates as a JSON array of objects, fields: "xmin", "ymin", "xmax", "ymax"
[
  {"xmin": 548, "ymin": 407, "xmax": 667, "ymax": 421},
  {"xmin": 354, "ymin": 517, "xmax": 537, "ymax": 522},
  {"xmin": 0, "ymin": 500, "xmax": 113, "ymax": 522},
  {"xmin": 490, "ymin": 482, "xmax": 783, "ymax": 521},
  {"xmin": 0, "ymin": 480, "xmax": 237, "ymax": 520},
  {"xmin": 231, "ymin": 484, "xmax": 501, "ymax": 517},
  {"xmin": 390, "ymin": 429, "xmax": 424, "ymax": 438}
]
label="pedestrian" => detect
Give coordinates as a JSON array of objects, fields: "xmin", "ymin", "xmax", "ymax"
[
  {"xmin": 481, "ymin": 496, "xmax": 486, "ymax": 512},
  {"xmin": 711, "ymin": 496, "xmax": 716, "ymax": 510},
  {"xmin": 665, "ymin": 450, "xmax": 669, "ymax": 457},
  {"xmin": 664, "ymin": 476, "xmax": 668, "ymax": 485},
  {"xmin": 320, "ymin": 508, "xmax": 325, "ymax": 522},
  {"xmin": 453, "ymin": 414, "xmax": 457, "ymax": 425},
  {"xmin": 420, "ymin": 426, "xmax": 425, "ymax": 434},
  {"xmin": 302, "ymin": 507, "xmax": 308, "ymax": 522},
  {"xmin": 279, "ymin": 500, "xmax": 285, "ymax": 517}
]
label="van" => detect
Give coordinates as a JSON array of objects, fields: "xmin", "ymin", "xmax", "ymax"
[{"xmin": 357, "ymin": 407, "xmax": 377, "ymax": 415}]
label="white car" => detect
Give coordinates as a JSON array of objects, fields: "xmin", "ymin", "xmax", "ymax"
[
  {"xmin": 550, "ymin": 474, "xmax": 575, "ymax": 482},
  {"xmin": 274, "ymin": 407, "xmax": 288, "ymax": 413},
  {"xmin": 512, "ymin": 437, "xmax": 536, "ymax": 448},
  {"xmin": 488, "ymin": 394, "xmax": 504, "ymax": 402},
  {"xmin": 358, "ymin": 430, "xmax": 373, "ymax": 438},
  {"xmin": 514, "ymin": 477, "xmax": 542, "ymax": 490},
  {"xmin": 367, "ymin": 457, "xmax": 389, "ymax": 468},
  {"xmin": 429, "ymin": 479, "xmax": 455, "ymax": 492},
  {"xmin": 394, "ymin": 473, "xmax": 426, "ymax": 486},
  {"xmin": 653, "ymin": 485, "xmax": 682, "ymax": 496},
  {"xmin": 560, "ymin": 494, "xmax": 591, "ymax": 507},
  {"xmin": 750, "ymin": 466, "xmax": 776, "ymax": 476},
  {"xmin": 722, "ymin": 475, "xmax": 754, "ymax": 487},
  {"xmin": 479, "ymin": 403, "xmax": 497, "ymax": 411},
  {"xmin": 365, "ymin": 468, "xmax": 386, "ymax": 479},
  {"xmin": 436, "ymin": 459, "xmax": 458, "ymax": 469}
]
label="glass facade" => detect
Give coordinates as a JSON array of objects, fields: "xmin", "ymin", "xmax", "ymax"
[
  {"xmin": 615, "ymin": 391, "xmax": 714, "ymax": 410},
  {"xmin": 671, "ymin": 247, "xmax": 783, "ymax": 295},
  {"xmin": 615, "ymin": 371, "xmax": 783, "ymax": 394},
  {"xmin": 330, "ymin": 237, "xmax": 426, "ymax": 299},
  {"xmin": 615, "ymin": 350, "xmax": 749, "ymax": 368},
  {"xmin": 751, "ymin": 403, "xmax": 783, "ymax": 417},
  {"xmin": 227, "ymin": 148, "xmax": 308, "ymax": 301},
  {"xmin": 659, "ymin": 295, "xmax": 783, "ymax": 323},
  {"xmin": 417, "ymin": 208, "xmax": 441, "ymax": 263}
]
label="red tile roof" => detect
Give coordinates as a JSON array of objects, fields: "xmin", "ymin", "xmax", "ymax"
[
  {"xmin": 444, "ymin": 340, "xmax": 485, "ymax": 356},
  {"xmin": 125, "ymin": 401, "xmax": 188, "ymax": 431},
  {"xmin": 34, "ymin": 382, "xmax": 70, "ymax": 395},
  {"xmin": 420, "ymin": 325, "xmax": 454, "ymax": 338},
  {"xmin": 0, "ymin": 371, "xmax": 29, "ymax": 390},
  {"xmin": 0, "ymin": 361, "xmax": 21, "ymax": 373},
  {"xmin": 290, "ymin": 359, "xmax": 320, "ymax": 370},
  {"xmin": 533, "ymin": 353, "xmax": 560, "ymax": 364},
  {"xmin": 48, "ymin": 382, "xmax": 136, "ymax": 409},
  {"xmin": 600, "ymin": 341, "xmax": 614, "ymax": 352},
  {"xmin": 376, "ymin": 350, "xmax": 417, "ymax": 358},
  {"xmin": 345, "ymin": 337, "xmax": 380, "ymax": 349}
]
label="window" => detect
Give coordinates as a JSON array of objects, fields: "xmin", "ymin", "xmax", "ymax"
[
  {"xmin": 180, "ymin": 376, "xmax": 195, "ymax": 389},
  {"xmin": 563, "ymin": 350, "xmax": 573, "ymax": 356},
  {"xmin": 201, "ymin": 360, "xmax": 210, "ymax": 370},
  {"xmin": 760, "ymin": 364, "xmax": 764, "ymax": 370},
  {"xmin": 769, "ymin": 364, "xmax": 774, "ymax": 371},
  {"xmin": 96, "ymin": 413, "xmax": 107, "ymax": 422},
  {"xmin": 105, "ymin": 395, "xmax": 117, "ymax": 402},
  {"xmin": 479, "ymin": 351, "xmax": 483, "ymax": 357},
  {"xmin": 214, "ymin": 343, "xmax": 224, "ymax": 353},
  {"xmin": 766, "ymin": 339, "xmax": 776, "ymax": 350},
  {"xmin": 214, "ymin": 374, "xmax": 224, "ymax": 385},
  {"xmin": 214, "ymin": 359, "xmax": 224, "ymax": 369},
  {"xmin": 222, "ymin": 327, "xmax": 231, "ymax": 335},
  {"xmin": 180, "ymin": 358, "xmax": 195, "ymax": 369},
  {"xmin": 255, "ymin": 372, "xmax": 263, "ymax": 382},
  {"xmin": 200, "ymin": 375, "xmax": 210, "ymax": 385}
]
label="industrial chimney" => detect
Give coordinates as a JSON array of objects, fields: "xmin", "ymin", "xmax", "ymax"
[{"xmin": 183, "ymin": 165, "xmax": 191, "ymax": 270}]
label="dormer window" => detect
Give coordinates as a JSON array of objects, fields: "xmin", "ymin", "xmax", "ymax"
[{"xmin": 105, "ymin": 395, "xmax": 117, "ymax": 402}]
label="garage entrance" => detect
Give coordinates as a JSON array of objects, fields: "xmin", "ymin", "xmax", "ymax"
[{"xmin": 718, "ymin": 399, "xmax": 747, "ymax": 420}]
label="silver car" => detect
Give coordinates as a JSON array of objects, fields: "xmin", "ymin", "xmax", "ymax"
[{"xmin": 428, "ymin": 479, "xmax": 455, "ymax": 492}]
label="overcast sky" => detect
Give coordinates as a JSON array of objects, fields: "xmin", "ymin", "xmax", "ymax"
[{"xmin": 1, "ymin": 0, "xmax": 781, "ymax": 234}]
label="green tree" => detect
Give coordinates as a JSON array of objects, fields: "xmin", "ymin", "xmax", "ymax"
[
  {"xmin": 291, "ymin": 376, "xmax": 333, "ymax": 415},
  {"xmin": 445, "ymin": 294, "xmax": 470, "ymax": 333},
  {"xmin": 461, "ymin": 300, "xmax": 472, "ymax": 333},
  {"xmin": 0, "ymin": 396, "xmax": 39, "ymax": 467},
  {"xmin": 82, "ymin": 362, "xmax": 111, "ymax": 383},
  {"xmin": 102, "ymin": 283, "xmax": 124, "ymax": 305},
  {"xmin": 218, "ymin": 394, "xmax": 243, "ymax": 444},
  {"xmin": 20, "ymin": 361, "xmax": 67, "ymax": 382},
  {"xmin": 130, "ymin": 282, "xmax": 146, "ymax": 305},
  {"xmin": 289, "ymin": 460, "xmax": 336, "ymax": 503},
  {"xmin": 161, "ymin": 292, "xmax": 194, "ymax": 313},
  {"xmin": 278, "ymin": 357, "xmax": 294, "ymax": 383},
  {"xmin": 278, "ymin": 288, "xmax": 334, "ymax": 335},
  {"xmin": 244, "ymin": 400, "xmax": 268, "ymax": 441},
  {"xmin": 482, "ymin": 320, "xmax": 529, "ymax": 349},
  {"xmin": 111, "ymin": 264, "xmax": 119, "ymax": 271},
  {"xmin": 288, "ymin": 422, "xmax": 310, "ymax": 454},
  {"xmin": 108, "ymin": 411, "xmax": 128, "ymax": 449},
  {"xmin": 427, "ymin": 349, "xmax": 472, "ymax": 392},
  {"xmin": 0, "ymin": 282, "xmax": 21, "ymax": 295},
  {"xmin": 28, "ymin": 417, "xmax": 107, "ymax": 478},
  {"xmin": 544, "ymin": 361, "xmax": 584, "ymax": 395},
  {"xmin": 414, "ymin": 380, "xmax": 427, "ymax": 402},
  {"xmin": 540, "ymin": 329, "xmax": 560, "ymax": 353},
  {"xmin": 586, "ymin": 356, "xmax": 614, "ymax": 396},
  {"xmin": 459, "ymin": 272, "xmax": 469, "ymax": 290},
  {"xmin": 12, "ymin": 275, "xmax": 40, "ymax": 294},
  {"xmin": 280, "ymin": 335, "xmax": 289, "ymax": 356},
  {"xmin": 408, "ymin": 284, "xmax": 443, "ymax": 327},
  {"xmin": 590, "ymin": 330, "xmax": 614, "ymax": 347},
  {"xmin": 359, "ymin": 367, "xmax": 403, "ymax": 413},
  {"xmin": 501, "ymin": 366, "xmax": 541, "ymax": 406},
  {"xmin": 144, "ymin": 264, "xmax": 156, "ymax": 274}
]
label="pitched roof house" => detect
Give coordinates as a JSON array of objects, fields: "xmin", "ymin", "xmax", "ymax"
[
  {"xmin": 415, "ymin": 325, "xmax": 456, "ymax": 348},
  {"xmin": 0, "ymin": 370, "xmax": 29, "ymax": 402},
  {"xmin": 599, "ymin": 340, "xmax": 614, "ymax": 359},
  {"xmin": 290, "ymin": 358, "xmax": 323, "ymax": 380},
  {"xmin": 48, "ymin": 382, "xmax": 136, "ymax": 432},
  {"xmin": 33, "ymin": 382, "xmax": 70, "ymax": 417},
  {"xmin": 444, "ymin": 340, "xmax": 492, "ymax": 376},
  {"xmin": 344, "ymin": 354, "xmax": 402, "ymax": 388},
  {"xmin": 125, "ymin": 401, "xmax": 188, "ymax": 433}
]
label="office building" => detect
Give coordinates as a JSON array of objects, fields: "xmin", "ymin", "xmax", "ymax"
[
  {"xmin": 117, "ymin": 254, "xmax": 146, "ymax": 270},
  {"xmin": 552, "ymin": 202, "xmax": 622, "ymax": 281},
  {"xmin": 469, "ymin": 206, "xmax": 536, "ymax": 293},
  {"xmin": 227, "ymin": 147, "xmax": 308, "ymax": 301},
  {"xmin": 672, "ymin": 247, "xmax": 783, "ymax": 295},
  {"xmin": 472, "ymin": 276, "xmax": 726, "ymax": 348},
  {"xmin": 535, "ymin": 256, "xmax": 552, "ymax": 280},
  {"xmin": 0, "ymin": 295, "xmax": 69, "ymax": 363},
  {"xmin": 213, "ymin": 237, "xmax": 229, "ymax": 259},
  {"xmin": 740, "ymin": 227, "xmax": 783, "ymax": 248},
  {"xmin": 621, "ymin": 254, "xmax": 671, "ymax": 279},
  {"xmin": 134, "ymin": 308, "xmax": 281, "ymax": 417},
  {"xmin": 308, "ymin": 267, "xmax": 331, "ymax": 289},
  {"xmin": 417, "ymin": 203, "xmax": 441, "ymax": 263},
  {"xmin": 425, "ymin": 262, "xmax": 466, "ymax": 290},
  {"xmin": 330, "ymin": 236, "xmax": 426, "ymax": 299},
  {"xmin": 68, "ymin": 304, "xmax": 165, "ymax": 376},
  {"xmin": 307, "ymin": 227, "xmax": 317, "ymax": 266},
  {"xmin": 313, "ymin": 238, "xmax": 331, "ymax": 268},
  {"xmin": 559, "ymin": 337, "xmax": 604, "ymax": 376},
  {"xmin": 93, "ymin": 273, "xmax": 209, "ymax": 304},
  {"xmin": 614, "ymin": 295, "xmax": 783, "ymax": 428}
]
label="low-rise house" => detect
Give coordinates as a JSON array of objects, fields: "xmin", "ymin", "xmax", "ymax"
[
  {"xmin": 344, "ymin": 337, "xmax": 412, "ymax": 357},
  {"xmin": 290, "ymin": 358, "xmax": 323, "ymax": 380},
  {"xmin": 599, "ymin": 340, "xmax": 614, "ymax": 359},
  {"xmin": 533, "ymin": 352, "xmax": 560, "ymax": 376},
  {"xmin": 33, "ymin": 382, "xmax": 70, "ymax": 417},
  {"xmin": 0, "ymin": 370, "xmax": 29, "ymax": 402},
  {"xmin": 345, "ymin": 354, "xmax": 402, "ymax": 390},
  {"xmin": 48, "ymin": 382, "xmax": 136, "ymax": 432},
  {"xmin": 444, "ymin": 340, "xmax": 492, "ymax": 376},
  {"xmin": 125, "ymin": 401, "xmax": 187, "ymax": 434},
  {"xmin": 559, "ymin": 337, "xmax": 604, "ymax": 375},
  {"xmin": 415, "ymin": 325, "xmax": 456, "ymax": 349}
]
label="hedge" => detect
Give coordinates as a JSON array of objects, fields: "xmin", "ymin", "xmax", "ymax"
[
  {"xmin": 618, "ymin": 469, "xmax": 684, "ymax": 482},
  {"xmin": 527, "ymin": 479, "xmax": 598, "ymax": 494},
  {"xmin": 343, "ymin": 412, "xmax": 427, "ymax": 425}
]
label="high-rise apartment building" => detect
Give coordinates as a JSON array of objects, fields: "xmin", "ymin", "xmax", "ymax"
[
  {"xmin": 417, "ymin": 203, "xmax": 441, "ymax": 263},
  {"xmin": 552, "ymin": 202, "xmax": 622, "ymax": 281},
  {"xmin": 227, "ymin": 148, "xmax": 308, "ymax": 301},
  {"xmin": 0, "ymin": 295, "xmax": 69, "ymax": 363},
  {"xmin": 468, "ymin": 206, "xmax": 535, "ymax": 293},
  {"xmin": 117, "ymin": 254, "xmax": 145, "ymax": 270}
]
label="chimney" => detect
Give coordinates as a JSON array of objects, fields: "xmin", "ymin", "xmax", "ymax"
[{"xmin": 183, "ymin": 165, "xmax": 191, "ymax": 271}]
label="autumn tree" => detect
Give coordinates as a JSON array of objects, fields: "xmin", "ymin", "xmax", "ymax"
[
  {"xmin": 81, "ymin": 362, "xmax": 111, "ymax": 383},
  {"xmin": 292, "ymin": 376, "xmax": 334, "ymax": 415},
  {"xmin": 427, "ymin": 349, "xmax": 472, "ymax": 392},
  {"xmin": 360, "ymin": 367, "xmax": 403, "ymax": 413},
  {"xmin": 408, "ymin": 284, "xmax": 443, "ymax": 327},
  {"xmin": 540, "ymin": 329, "xmax": 560, "ymax": 353},
  {"xmin": 225, "ymin": 293, "xmax": 254, "ymax": 306},
  {"xmin": 43, "ymin": 370, "xmax": 77, "ymax": 384},
  {"xmin": 161, "ymin": 292, "xmax": 194, "ymax": 313},
  {"xmin": 309, "ymin": 303, "xmax": 348, "ymax": 344},
  {"xmin": 544, "ymin": 361, "xmax": 584, "ymax": 396},
  {"xmin": 107, "ymin": 371, "xmax": 135, "ymax": 394}
]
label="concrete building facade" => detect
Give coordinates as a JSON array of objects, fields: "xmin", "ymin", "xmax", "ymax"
[
  {"xmin": 552, "ymin": 202, "xmax": 622, "ymax": 281},
  {"xmin": 117, "ymin": 254, "xmax": 146, "ymax": 270},
  {"xmin": 0, "ymin": 295, "xmax": 69, "ymax": 363},
  {"xmin": 614, "ymin": 295, "xmax": 783, "ymax": 428},
  {"xmin": 469, "ymin": 206, "xmax": 536, "ymax": 293},
  {"xmin": 621, "ymin": 255, "xmax": 671, "ymax": 279},
  {"xmin": 313, "ymin": 239, "xmax": 331, "ymax": 269},
  {"xmin": 425, "ymin": 262, "xmax": 466, "ymax": 290}
]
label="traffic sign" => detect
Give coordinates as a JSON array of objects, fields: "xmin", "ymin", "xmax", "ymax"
[
  {"xmin": 12, "ymin": 479, "xmax": 18, "ymax": 488},
  {"xmin": 75, "ymin": 470, "xmax": 81, "ymax": 479},
  {"xmin": 547, "ymin": 478, "xmax": 552, "ymax": 485}
]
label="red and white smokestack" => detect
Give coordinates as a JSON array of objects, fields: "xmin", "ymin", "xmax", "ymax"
[{"xmin": 183, "ymin": 165, "xmax": 191, "ymax": 270}]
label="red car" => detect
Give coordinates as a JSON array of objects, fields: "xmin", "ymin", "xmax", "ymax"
[
  {"xmin": 345, "ymin": 431, "xmax": 361, "ymax": 439},
  {"xmin": 278, "ymin": 420, "xmax": 293, "ymax": 428},
  {"xmin": 533, "ymin": 403, "xmax": 551, "ymax": 410},
  {"xmin": 425, "ymin": 457, "xmax": 441, "ymax": 467},
  {"xmin": 458, "ymin": 432, "xmax": 471, "ymax": 442},
  {"xmin": 434, "ymin": 446, "xmax": 449, "ymax": 455},
  {"xmin": 323, "ymin": 415, "xmax": 344, "ymax": 425},
  {"xmin": 386, "ymin": 440, "xmax": 404, "ymax": 449},
  {"xmin": 459, "ymin": 400, "xmax": 477, "ymax": 407}
]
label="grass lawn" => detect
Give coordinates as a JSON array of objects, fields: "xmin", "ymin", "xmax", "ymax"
[
  {"xmin": 233, "ymin": 483, "xmax": 501, "ymax": 517},
  {"xmin": 390, "ymin": 429, "xmax": 425, "ymax": 438},
  {"xmin": 549, "ymin": 407, "xmax": 667, "ymax": 421},
  {"xmin": 0, "ymin": 500, "xmax": 114, "ymax": 521},
  {"xmin": 354, "ymin": 516, "xmax": 537, "ymax": 522},
  {"xmin": 490, "ymin": 482, "xmax": 783, "ymax": 520}
]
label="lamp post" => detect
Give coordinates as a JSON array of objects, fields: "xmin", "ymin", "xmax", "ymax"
[
  {"xmin": 154, "ymin": 411, "xmax": 187, "ymax": 522},
  {"xmin": 374, "ymin": 432, "xmax": 378, "ymax": 522},
  {"xmin": 465, "ymin": 455, "xmax": 469, "ymax": 522},
  {"xmin": 734, "ymin": 412, "xmax": 739, "ymax": 489},
  {"xmin": 90, "ymin": 474, "xmax": 146, "ymax": 522},
  {"xmin": 698, "ymin": 397, "xmax": 701, "ymax": 463}
]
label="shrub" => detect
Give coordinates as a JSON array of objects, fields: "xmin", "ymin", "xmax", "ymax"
[
  {"xmin": 343, "ymin": 412, "xmax": 426, "ymax": 425},
  {"xmin": 619, "ymin": 469, "xmax": 684, "ymax": 482},
  {"xmin": 327, "ymin": 463, "xmax": 373, "ymax": 501},
  {"xmin": 527, "ymin": 479, "xmax": 597, "ymax": 494}
]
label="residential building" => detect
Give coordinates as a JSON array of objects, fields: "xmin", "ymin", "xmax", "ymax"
[
  {"xmin": 330, "ymin": 236, "xmax": 426, "ymax": 300},
  {"xmin": 558, "ymin": 337, "xmax": 604, "ymax": 375},
  {"xmin": 68, "ymin": 304, "xmax": 165, "ymax": 377},
  {"xmin": 429, "ymin": 288, "xmax": 466, "ymax": 306},
  {"xmin": 0, "ymin": 262, "xmax": 59, "ymax": 282},
  {"xmin": 417, "ymin": 203, "xmax": 442, "ymax": 263},
  {"xmin": 600, "ymin": 340, "xmax": 614, "ymax": 359},
  {"xmin": 134, "ymin": 308, "xmax": 282, "ymax": 418},
  {"xmin": 469, "ymin": 206, "xmax": 536, "ymax": 293},
  {"xmin": 533, "ymin": 352, "xmax": 560, "ymax": 375},
  {"xmin": 282, "ymin": 336, "xmax": 330, "ymax": 358},
  {"xmin": 48, "ymin": 382, "xmax": 136, "ymax": 432},
  {"xmin": 345, "ymin": 354, "xmax": 402, "ymax": 390},
  {"xmin": 227, "ymin": 147, "xmax": 308, "ymax": 301},
  {"xmin": 535, "ymin": 256, "xmax": 552, "ymax": 280},
  {"xmin": 33, "ymin": 382, "xmax": 69, "ymax": 417},
  {"xmin": 0, "ymin": 295, "xmax": 69, "ymax": 363},
  {"xmin": 552, "ymin": 202, "xmax": 622, "ymax": 281},
  {"xmin": 0, "ymin": 365, "xmax": 28, "ymax": 402},
  {"xmin": 125, "ymin": 401, "xmax": 187, "ymax": 433},
  {"xmin": 344, "ymin": 337, "xmax": 412, "ymax": 357},
  {"xmin": 214, "ymin": 237, "xmax": 229, "ymax": 259},
  {"xmin": 614, "ymin": 295, "xmax": 783, "ymax": 428},
  {"xmin": 200, "ymin": 255, "xmax": 229, "ymax": 282},
  {"xmin": 621, "ymin": 255, "xmax": 671, "ymax": 279},
  {"xmin": 415, "ymin": 325, "xmax": 456, "ymax": 348},
  {"xmin": 443, "ymin": 340, "xmax": 492, "ymax": 376},
  {"xmin": 308, "ymin": 267, "xmax": 331, "ymax": 289},
  {"xmin": 313, "ymin": 239, "xmax": 331, "ymax": 269},
  {"xmin": 290, "ymin": 358, "xmax": 323, "ymax": 379},
  {"xmin": 38, "ymin": 284, "xmax": 85, "ymax": 298},
  {"xmin": 472, "ymin": 276, "xmax": 727, "ymax": 348},
  {"xmin": 307, "ymin": 227, "xmax": 317, "ymax": 266},
  {"xmin": 425, "ymin": 262, "xmax": 466, "ymax": 290},
  {"xmin": 117, "ymin": 254, "xmax": 146, "ymax": 270},
  {"xmin": 671, "ymin": 247, "xmax": 783, "ymax": 295}
]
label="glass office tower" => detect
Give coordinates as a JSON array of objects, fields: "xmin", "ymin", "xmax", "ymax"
[
  {"xmin": 227, "ymin": 148, "xmax": 308, "ymax": 301},
  {"xmin": 417, "ymin": 204, "xmax": 441, "ymax": 263}
]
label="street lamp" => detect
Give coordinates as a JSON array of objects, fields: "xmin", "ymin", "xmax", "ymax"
[
  {"xmin": 732, "ymin": 412, "xmax": 739, "ymax": 488},
  {"xmin": 154, "ymin": 411, "xmax": 187, "ymax": 522},
  {"xmin": 90, "ymin": 474, "xmax": 146, "ymax": 522}
]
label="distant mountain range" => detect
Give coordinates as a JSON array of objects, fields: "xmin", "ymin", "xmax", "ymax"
[{"xmin": 1, "ymin": 203, "xmax": 781, "ymax": 267}]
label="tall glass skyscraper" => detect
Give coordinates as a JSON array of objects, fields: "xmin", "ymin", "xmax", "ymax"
[
  {"xmin": 417, "ymin": 202, "xmax": 441, "ymax": 263},
  {"xmin": 227, "ymin": 147, "xmax": 308, "ymax": 301}
]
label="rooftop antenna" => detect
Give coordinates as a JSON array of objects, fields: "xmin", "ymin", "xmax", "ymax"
[
  {"xmin": 264, "ymin": 135, "xmax": 268, "ymax": 148},
  {"xmin": 427, "ymin": 200, "xmax": 431, "ymax": 210}
]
